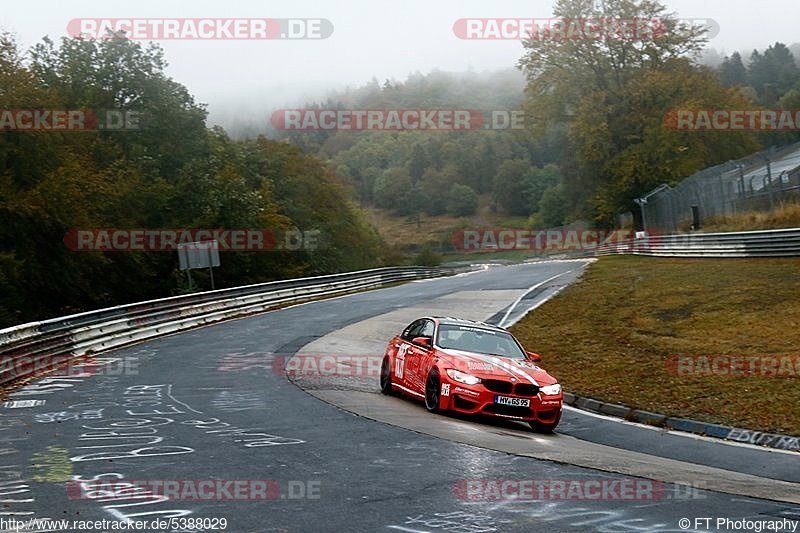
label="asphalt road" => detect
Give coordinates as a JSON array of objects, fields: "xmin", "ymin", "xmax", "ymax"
[{"xmin": 2, "ymin": 261, "xmax": 798, "ymax": 532}]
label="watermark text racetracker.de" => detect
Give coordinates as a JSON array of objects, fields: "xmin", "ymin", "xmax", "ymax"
[
  {"xmin": 67, "ymin": 478, "xmax": 320, "ymax": 501},
  {"xmin": 0, "ymin": 109, "xmax": 141, "ymax": 131},
  {"xmin": 666, "ymin": 355, "xmax": 799, "ymax": 378},
  {"xmin": 0, "ymin": 354, "xmax": 139, "ymax": 381},
  {"xmin": 63, "ymin": 228, "xmax": 322, "ymax": 252},
  {"xmin": 273, "ymin": 354, "xmax": 528, "ymax": 380},
  {"xmin": 665, "ymin": 109, "xmax": 800, "ymax": 131},
  {"xmin": 275, "ymin": 354, "xmax": 381, "ymax": 378},
  {"xmin": 451, "ymin": 228, "xmax": 648, "ymax": 252},
  {"xmin": 453, "ymin": 478, "xmax": 707, "ymax": 501},
  {"xmin": 68, "ymin": 18, "xmax": 333, "ymax": 40},
  {"xmin": 270, "ymin": 109, "xmax": 525, "ymax": 131},
  {"xmin": 452, "ymin": 17, "xmax": 719, "ymax": 40}
]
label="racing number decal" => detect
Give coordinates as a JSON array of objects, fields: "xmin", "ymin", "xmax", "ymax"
[{"xmin": 395, "ymin": 344, "xmax": 410, "ymax": 379}]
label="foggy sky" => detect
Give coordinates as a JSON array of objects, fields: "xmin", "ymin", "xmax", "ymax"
[{"xmin": 4, "ymin": 0, "xmax": 799, "ymax": 126}]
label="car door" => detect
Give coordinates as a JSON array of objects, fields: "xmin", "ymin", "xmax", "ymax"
[
  {"xmin": 405, "ymin": 319, "xmax": 435, "ymax": 393},
  {"xmin": 393, "ymin": 319, "xmax": 426, "ymax": 391}
]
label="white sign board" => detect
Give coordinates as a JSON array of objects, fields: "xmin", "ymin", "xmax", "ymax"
[{"xmin": 178, "ymin": 240, "xmax": 220, "ymax": 271}]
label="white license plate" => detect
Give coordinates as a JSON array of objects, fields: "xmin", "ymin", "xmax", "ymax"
[{"xmin": 494, "ymin": 396, "xmax": 530, "ymax": 407}]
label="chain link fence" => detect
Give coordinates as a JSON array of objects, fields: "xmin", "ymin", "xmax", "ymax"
[{"xmin": 638, "ymin": 142, "xmax": 800, "ymax": 233}]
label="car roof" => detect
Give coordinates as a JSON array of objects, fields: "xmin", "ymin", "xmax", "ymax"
[{"xmin": 428, "ymin": 316, "xmax": 508, "ymax": 333}]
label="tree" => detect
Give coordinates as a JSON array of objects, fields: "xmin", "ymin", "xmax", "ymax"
[
  {"xmin": 718, "ymin": 52, "xmax": 747, "ymax": 87},
  {"xmin": 518, "ymin": 0, "xmax": 758, "ymax": 228},
  {"xmin": 474, "ymin": 141, "xmax": 497, "ymax": 193},
  {"xmin": 747, "ymin": 43, "xmax": 800, "ymax": 105},
  {"xmin": 532, "ymin": 184, "xmax": 569, "ymax": 228},
  {"xmin": 408, "ymin": 143, "xmax": 428, "ymax": 182},
  {"xmin": 0, "ymin": 33, "xmax": 385, "ymax": 327},
  {"xmin": 446, "ymin": 184, "xmax": 478, "ymax": 216},
  {"xmin": 493, "ymin": 159, "xmax": 535, "ymax": 216},
  {"xmin": 778, "ymin": 83, "xmax": 800, "ymax": 109},
  {"xmin": 30, "ymin": 36, "xmax": 210, "ymax": 181},
  {"xmin": 419, "ymin": 165, "xmax": 460, "ymax": 215},
  {"xmin": 373, "ymin": 168, "xmax": 413, "ymax": 214},
  {"xmin": 777, "ymin": 84, "xmax": 800, "ymax": 142}
]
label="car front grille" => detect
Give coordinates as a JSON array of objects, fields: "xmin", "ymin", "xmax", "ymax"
[
  {"xmin": 514, "ymin": 384, "xmax": 540, "ymax": 396},
  {"xmin": 482, "ymin": 379, "xmax": 513, "ymax": 394},
  {"xmin": 482, "ymin": 379, "xmax": 539, "ymax": 396}
]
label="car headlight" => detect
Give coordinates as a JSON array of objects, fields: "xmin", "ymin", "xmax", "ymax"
[
  {"xmin": 540, "ymin": 384, "xmax": 562, "ymax": 395},
  {"xmin": 446, "ymin": 369, "xmax": 481, "ymax": 385}
]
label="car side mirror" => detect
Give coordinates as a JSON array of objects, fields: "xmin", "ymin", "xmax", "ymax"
[
  {"xmin": 412, "ymin": 336, "xmax": 432, "ymax": 348},
  {"xmin": 526, "ymin": 351, "xmax": 542, "ymax": 362}
]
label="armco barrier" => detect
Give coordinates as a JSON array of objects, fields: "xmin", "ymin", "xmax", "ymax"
[
  {"xmin": 595, "ymin": 227, "xmax": 800, "ymax": 258},
  {"xmin": 0, "ymin": 267, "xmax": 451, "ymax": 387}
]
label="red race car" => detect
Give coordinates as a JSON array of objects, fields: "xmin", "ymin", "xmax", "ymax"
[{"xmin": 379, "ymin": 317, "xmax": 563, "ymax": 432}]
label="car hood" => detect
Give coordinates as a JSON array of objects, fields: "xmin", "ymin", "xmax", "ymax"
[{"xmin": 436, "ymin": 348, "xmax": 557, "ymax": 386}]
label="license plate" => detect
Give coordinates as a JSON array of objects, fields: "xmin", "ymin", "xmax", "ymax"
[{"xmin": 494, "ymin": 396, "xmax": 530, "ymax": 407}]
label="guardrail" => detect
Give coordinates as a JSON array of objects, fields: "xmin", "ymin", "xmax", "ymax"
[
  {"xmin": 595, "ymin": 227, "xmax": 800, "ymax": 258},
  {"xmin": 0, "ymin": 266, "xmax": 451, "ymax": 387}
]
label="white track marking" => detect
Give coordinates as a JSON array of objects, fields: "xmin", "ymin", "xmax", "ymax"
[{"xmin": 498, "ymin": 271, "xmax": 574, "ymax": 327}]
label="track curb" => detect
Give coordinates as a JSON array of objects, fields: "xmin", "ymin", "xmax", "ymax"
[{"xmin": 562, "ymin": 392, "xmax": 799, "ymax": 452}]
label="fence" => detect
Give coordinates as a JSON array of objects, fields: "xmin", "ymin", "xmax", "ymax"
[{"xmin": 639, "ymin": 142, "xmax": 800, "ymax": 233}]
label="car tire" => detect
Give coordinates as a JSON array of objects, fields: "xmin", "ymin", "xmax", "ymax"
[
  {"xmin": 528, "ymin": 421, "xmax": 559, "ymax": 433},
  {"xmin": 424, "ymin": 370, "xmax": 441, "ymax": 412},
  {"xmin": 380, "ymin": 356, "xmax": 394, "ymax": 395}
]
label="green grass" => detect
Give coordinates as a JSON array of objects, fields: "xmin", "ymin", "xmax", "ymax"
[
  {"xmin": 365, "ymin": 199, "xmax": 530, "ymax": 251},
  {"xmin": 440, "ymin": 249, "xmax": 543, "ymax": 263},
  {"xmin": 510, "ymin": 256, "xmax": 800, "ymax": 435},
  {"xmin": 693, "ymin": 201, "xmax": 800, "ymax": 232}
]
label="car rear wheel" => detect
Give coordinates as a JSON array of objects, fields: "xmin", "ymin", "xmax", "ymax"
[
  {"xmin": 424, "ymin": 370, "xmax": 441, "ymax": 412},
  {"xmin": 380, "ymin": 356, "xmax": 394, "ymax": 395}
]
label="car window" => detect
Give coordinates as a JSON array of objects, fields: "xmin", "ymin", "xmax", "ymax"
[
  {"xmin": 403, "ymin": 319, "xmax": 434, "ymax": 342},
  {"xmin": 402, "ymin": 320, "xmax": 425, "ymax": 341},
  {"xmin": 419, "ymin": 320, "xmax": 435, "ymax": 338},
  {"xmin": 435, "ymin": 325, "xmax": 526, "ymax": 359}
]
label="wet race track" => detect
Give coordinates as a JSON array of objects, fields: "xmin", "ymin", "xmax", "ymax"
[{"xmin": 2, "ymin": 261, "xmax": 798, "ymax": 533}]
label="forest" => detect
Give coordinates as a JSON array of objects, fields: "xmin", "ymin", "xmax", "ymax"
[
  {"xmin": 0, "ymin": 34, "xmax": 383, "ymax": 327},
  {"xmin": 2, "ymin": 0, "xmax": 800, "ymax": 327}
]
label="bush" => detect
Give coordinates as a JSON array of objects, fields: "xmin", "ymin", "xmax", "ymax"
[
  {"xmin": 446, "ymin": 184, "xmax": 478, "ymax": 216},
  {"xmin": 412, "ymin": 246, "xmax": 442, "ymax": 267}
]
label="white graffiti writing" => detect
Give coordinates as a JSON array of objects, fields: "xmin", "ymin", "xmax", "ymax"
[
  {"xmin": 72, "ymin": 473, "xmax": 190, "ymax": 522},
  {"xmin": 34, "ymin": 409, "xmax": 104, "ymax": 423},
  {"xmin": 181, "ymin": 418, "xmax": 305, "ymax": 448}
]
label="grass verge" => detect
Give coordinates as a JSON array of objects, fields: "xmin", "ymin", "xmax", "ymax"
[
  {"xmin": 510, "ymin": 256, "xmax": 800, "ymax": 435},
  {"xmin": 694, "ymin": 201, "xmax": 800, "ymax": 232}
]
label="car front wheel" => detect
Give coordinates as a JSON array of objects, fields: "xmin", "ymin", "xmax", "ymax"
[
  {"xmin": 424, "ymin": 370, "xmax": 441, "ymax": 412},
  {"xmin": 529, "ymin": 412, "xmax": 561, "ymax": 433},
  {"xmin": 529, "ymin": 421, "xmax": 559, "ymax": 433}
]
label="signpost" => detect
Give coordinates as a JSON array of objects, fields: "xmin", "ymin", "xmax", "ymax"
[{"xmin": 178, "ymin": 240, "xmax": 220, "ymax": 290}]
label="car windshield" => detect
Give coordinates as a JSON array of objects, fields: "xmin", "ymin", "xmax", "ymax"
[{"xmin": 436, "ymin": 324, "xmax": 526, "ymax": 359}]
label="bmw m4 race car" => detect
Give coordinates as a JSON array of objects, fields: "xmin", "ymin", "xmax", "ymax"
[{"xmin": 379, "ymin": 317, "xmax": 563, "ymax": 432}]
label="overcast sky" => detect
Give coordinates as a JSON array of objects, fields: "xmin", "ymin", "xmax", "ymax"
[{"xmin": 4, "ymin": 0, "xmax": 799, "ymax": 124}]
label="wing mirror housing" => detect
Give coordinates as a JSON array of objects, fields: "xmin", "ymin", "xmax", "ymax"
[
  {"xmin": 412, "ymin": 336, "xmax": 432, "ymax": 348},
  {"xmin": 526, "ymin": 351, "xmax": 542, "ymax": 362}
]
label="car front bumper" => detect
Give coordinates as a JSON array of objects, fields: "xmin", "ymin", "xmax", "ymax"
[{"xmin": 441, "ymin": 381, "xmax": 562, "ymax": 424}]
